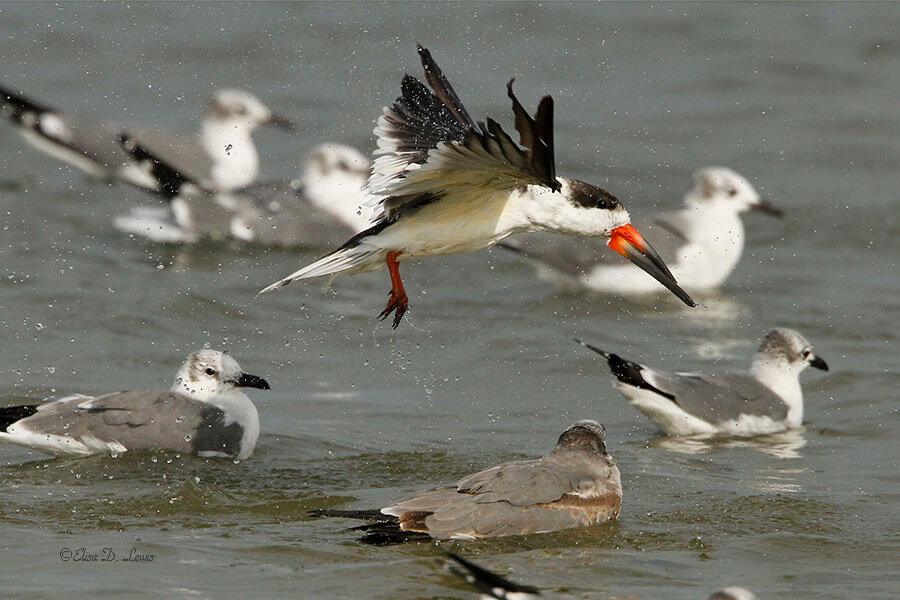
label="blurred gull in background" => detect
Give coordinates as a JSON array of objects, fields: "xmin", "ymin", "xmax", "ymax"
[
  {"xmin": 0, "ymin": 84, "xmax": 294, "ymax": 192},
  {"xmin": 115, "ymin": 136, "xmax": 371, "ymax": 246}
]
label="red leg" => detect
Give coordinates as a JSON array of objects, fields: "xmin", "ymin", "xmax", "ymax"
[{"xmin": 378, "ymin": 250, "xmax": 409, "ymax": 329}]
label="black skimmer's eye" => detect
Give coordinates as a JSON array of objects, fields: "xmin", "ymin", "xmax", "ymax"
[
  {"xmin": 568, "ymin": 180, "xmax": 620, "ymax": 210},
  {"xmin": 801, "ymin": 349, "xmax": 810, "ymax": 359},
  {"xmin": 204, "ymin": 367, "xmax": 217, "ymax": 376}
]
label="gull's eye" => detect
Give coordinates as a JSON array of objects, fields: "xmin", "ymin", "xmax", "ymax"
[
  {"xmin": 204, "ymin": 367, "xmax": 217, "ymax": 376},
  {"xmin": 337, "ymin": 160, "xmax": 349, "ymax": 171},
  {"xmin": 801, "ymin": 349, "xmax": 810, "ymax": 359},
  {"xmin": 237, "ymin": 106, "xmax": 248, "ymax": 116},
  {"xmin": 727, "ymin": 187, "xmax": 738, "ymax": 197}
]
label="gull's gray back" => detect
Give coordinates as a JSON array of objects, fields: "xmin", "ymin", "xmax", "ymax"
[
  {"xmin": 652, "ymin": 371, "xmax": 789, "ymax": 424},
  {"xmin": 17, "ymin": 390, "xmax": 243, "ymax": 456},
  {"xmin": 173, "ymin": 182, "xmax": 357, "ymax": 248}
]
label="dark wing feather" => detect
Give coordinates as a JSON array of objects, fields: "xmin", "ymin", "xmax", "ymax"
[
  {"xmin": 507, "ymin": 80, "xmax": 559, "ymax": 192},
  {"xmin": 118, "ymin": 133, "xmax": 196, "ymax": 199},
  {"xmin": 416, "ymin": 44, "xmax": 475, "ymax": 129},
  {"xmin": 0, "ymin": 84, "xmax": 58, "ymax": 119},
  {"xmin": 446, "ymin": 553, "xmax": 543, "ymax": 597},
  {"xmin": 365, "ymin": 46, "xmax": 562, "ymax": 222}
]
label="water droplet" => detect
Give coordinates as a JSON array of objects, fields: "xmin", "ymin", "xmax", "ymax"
[
  {"xmin": 46, "ymin": 366, "xmax": 56, "ymax": 374},
  {"xmin": 184, "ymin": 434, "xmax": 192, "ymax": 442},
  {"xmin": 35, "ymin": 323, "xmax": 44, "ymax": 330},
  {"xmin": 150, "ymin": 456, "xmax": 158, "ymax": 463},
  {"xmin": 175, "ymin": 416, "xmax": 184, "ymax": 424}
]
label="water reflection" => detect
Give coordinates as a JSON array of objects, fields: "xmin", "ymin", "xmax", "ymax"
[{"xmin": 648, "ymin": 428, "xmax": 808, "ymax": 460}]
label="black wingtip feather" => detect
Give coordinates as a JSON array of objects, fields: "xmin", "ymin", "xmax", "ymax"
[
  {"xmin": 574, "ymin": 337, "xmax": 612, "ymax": 359},
  {"xmin": 506, "ymin": 79, "xmax": 560, "ymax": 192},
  {"xmin": 605, "ymin": 353, "xmax": 676, "ymax": 402},
  {"xmin": 0, "ymin": 84, "xmax": 57, "ymax": 124},
  {"xmin": 416, "ymin": 44, "xmax": 476, "ymax": 130},
  {"xmin": 445, "ymin": 552, "xmax": 542, "ymax": 596},
  {"xmin": 306, "ymin": 508, "xmax": 391, "ymax": 522},
  {"xmin": 117, "ymin": 133, "xmax": 194, "ymax": 200},
  {"xmin": 0, "ymin": 405, "xmax": 39, "ymax": 433}
]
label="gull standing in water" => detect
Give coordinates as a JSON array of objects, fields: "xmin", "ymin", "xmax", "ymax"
[
  {"xmin": 501, "ymin": 167, "xmax": 782, "ymax": 294},
  {"xmin": 260, "ymin": 45, "xmax": 695, "ymax": 328},
  {"xmin": 575, "ymin": 329, "xmax": 828, "ymax": 436},
  {"xmin": 0, "ymin": 84, "xmax": 294, "ymax": 192},
  {"xmin": 310, "ymin": 420, "xmax": 621, "ymax": 544},
  {"xmin": 0, "ymin": 350, "xmax": 270, "ymax": 460},
  {"xmin": 114, "ymin": 136, "xmax": 371, "ymax": 246}
]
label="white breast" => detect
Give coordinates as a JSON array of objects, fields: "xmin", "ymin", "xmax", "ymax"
[{"xmin": 369, "ymin": 188, "xmax": 525, "ymax": 258}]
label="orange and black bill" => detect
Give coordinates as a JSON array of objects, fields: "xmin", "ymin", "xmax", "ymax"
[{"xmin": 608, "ymin": 224, "xmax": 696, "ymax": 307}]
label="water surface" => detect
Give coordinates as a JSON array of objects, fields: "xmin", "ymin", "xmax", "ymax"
[{"xmin": 1, "ymin": 3, "xmax": 898, "ymax": 599}]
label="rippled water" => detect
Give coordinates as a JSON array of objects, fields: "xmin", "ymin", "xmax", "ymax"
[{"xmin": 1, "ymin": 3, "xmax": 898, "ymax": 599}]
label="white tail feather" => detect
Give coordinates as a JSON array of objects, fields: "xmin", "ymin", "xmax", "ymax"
[{"xmin": 259, "ymin": 243, "xmax": 382, "ymax": 294}]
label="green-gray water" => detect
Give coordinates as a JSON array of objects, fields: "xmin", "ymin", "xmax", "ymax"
[{"xmin": 1, "ymin": 3, "xmax": 897, "ymax": 599}]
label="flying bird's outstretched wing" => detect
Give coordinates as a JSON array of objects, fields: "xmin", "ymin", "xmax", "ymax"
[{"xmin": 365, "ymin": 44, "xmax": 560, "ymax": 223}]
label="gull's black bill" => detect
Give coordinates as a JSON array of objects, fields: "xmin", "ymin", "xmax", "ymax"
[
  {"xmin": 235, "ymin": 373, "xmax": 271, "ymax": 390},
  {"xmin": 608, "ymin": 224, "xmax": 696, "ymax": 307},
  {"xmin": 752, "ymin": 199, "xmax": 783, "ymax": 218},
  {"xmin": 810, "ymin": 355, "xmax": 829, "ymax": 371},
  {"xmin": 265, "ymin": 113, "xmax": 295, "ymax": 131}
]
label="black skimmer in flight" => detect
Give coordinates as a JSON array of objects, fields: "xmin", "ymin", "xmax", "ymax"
[{"xmin": 260, "ymin": 45, "xmax": 695, "ymax": 328}]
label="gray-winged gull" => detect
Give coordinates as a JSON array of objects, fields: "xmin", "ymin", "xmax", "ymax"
[
  {"xmin": 310, "ymin": 420, "xmax": 621, "ymax": 544},
  {"xmin": 258, "ymin": 44, "xmax": 695, "ymax": 329},
  {"xmin": 0, "ymin": 84, "xmax": 293, "ymax": 192},
  {"xmin": 576, "ymin": 328, "xmax": 828, "ymax": 436},
  {"xmin": 446, "ymin": 552, "xmax": 757, "ymax": 600},
  {"xmin": 114, "ymin": 137, "xmax": 371, "ymax": 247},
  {"xmin": 501, "ymin": 167, "xmax": 782, "ymax": 294},
  {"xmin": 0, "ymin": 349, "xmax": 270, "ymax": 460}
]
